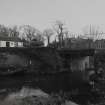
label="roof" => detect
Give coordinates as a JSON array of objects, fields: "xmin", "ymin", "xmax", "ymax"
[{"xmin": 0, "ymin": 36, "xmax": 23, "ymax": 42}]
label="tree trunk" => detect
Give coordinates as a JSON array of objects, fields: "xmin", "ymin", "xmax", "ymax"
[{"xmin": 47, "ymin": 36, "xmax": 50, "ymax": 46}]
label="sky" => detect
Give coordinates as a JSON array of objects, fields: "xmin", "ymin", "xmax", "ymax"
[{"xmin": 0, "ymin": 0, "xmax": 105, "ymax": 35}]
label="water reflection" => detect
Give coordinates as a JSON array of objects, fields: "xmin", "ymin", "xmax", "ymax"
[
  {"xmin": 0, "ymin": 72, "xmax": 70, "ymax": 93},
  {"xmin": 0, "ymin": 87, "xmax": 78, "ymax": 105},
  {"xmin": 0, "ymin": 71, "xmax": 93, "ymax": 105}
]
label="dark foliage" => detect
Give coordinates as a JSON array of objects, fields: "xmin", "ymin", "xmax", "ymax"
[{"xmin": 0, "ymin": 47, "xmax": 63, "ymax": 73}]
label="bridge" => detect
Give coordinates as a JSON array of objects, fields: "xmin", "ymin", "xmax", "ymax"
[{"xmin": 57, "ymin": 48, "xmax": 95, "ymax": 58}]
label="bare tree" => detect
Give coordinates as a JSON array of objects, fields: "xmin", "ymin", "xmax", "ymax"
[
  {"xmin": 35, "ymin": 30, "xmax": 45, "ymax": 42},
  {"xmin": 20, "ymin": 25, "xmax": 40, "ymax": 41},
  {"xmin": 54, "ymin": 20, "xmax": 66, "ymax": 48},
  {"xmin": 82, "ymin": 25, "xmax": 104, "ymax": 48},
  {"xmin": 0, "ymin": 25, "xmax": 9, "ymax": 36},
  {"xmin": 43, "ymin": 28, "xmax": 54, "ymax": 46},
  {"xmin": 8, "ymin": 26, "xmax": 19, "ymax": 37},
  {"xmin": 82, "ymin": 25, "xmax": 103, "ymax": 40},
  {"xmin": 63, "ymin": 29, "xmax": 70, "ymax": 39}
]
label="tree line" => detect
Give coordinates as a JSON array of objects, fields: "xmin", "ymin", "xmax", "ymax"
[
  {"xmin": 0, "ymin": 21, "xmax": 104, "ymax": 47},
  {"xmin": 0, "ymin": 21, "xmax": 69, "ymax": 46}
]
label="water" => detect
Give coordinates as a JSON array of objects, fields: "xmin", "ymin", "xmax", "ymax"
[
  {"xmin": 0, "ymin": 72, "xmax": 70, "ymax": 93},
  {"xmin": 0, "ymin": 71, "xmax": 94, "ymax": 105},
  {"xmin": 0, "ymin": 87, "xmax": 79, "ymax": 105}
]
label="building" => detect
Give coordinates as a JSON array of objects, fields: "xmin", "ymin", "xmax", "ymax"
[
  {"xmin": 23, "ymin": 38, "xmax": 44, "ymax": 48},
  {"xmin": 94, "ymin": 39, "xmax": 105, "ymax": 49},
  {"xmin": 63, "ymin": 38, "xmax": 105, "ymax": 50},
  {"xmin": 0, "ymin": 36, "xmax": 23, "ymax": 47},
  {"xmin": 63, "ymin": 38, "xmax": 94, "ymax": 49}
]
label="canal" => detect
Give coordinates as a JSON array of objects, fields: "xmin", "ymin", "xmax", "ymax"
[{"xmin": 0, "ymin": 71, "xmax": 95, "ymax": 105}]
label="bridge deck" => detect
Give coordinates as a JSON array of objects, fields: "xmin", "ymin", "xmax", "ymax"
[{"xmin": 58, "ymin": 49, "xmax": 95, "ymax": 58}]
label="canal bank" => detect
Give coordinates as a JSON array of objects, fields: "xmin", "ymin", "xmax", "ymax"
[{"xmin": 0, "ymin": 47, "xmax": 99, "ymax": 105}]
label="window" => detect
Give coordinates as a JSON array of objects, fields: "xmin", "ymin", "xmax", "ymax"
[
  {"xmin": 6, "ymin": 42, "xmax": 10, "ymax": 47},
  {"xmin": 14, "ymin": 42, "xmax": 18, "ymax": 47},
  {"xmin": 11, "ymin": 42, "xmax": 14, "ymax": 45}
]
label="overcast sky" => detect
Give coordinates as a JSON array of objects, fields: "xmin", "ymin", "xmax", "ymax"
[{"xmin": 0, "ymin": 0, "xmax": 105, "ymax": 34}]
